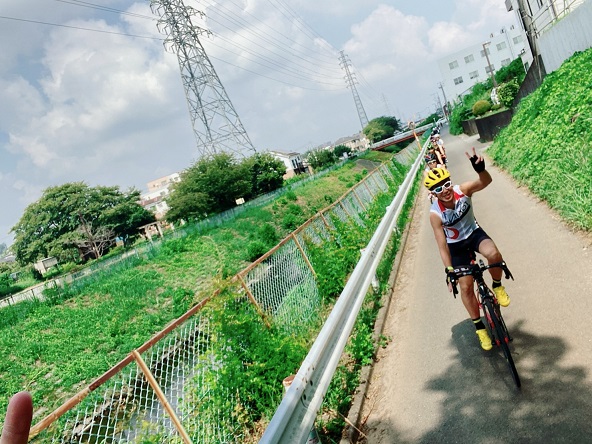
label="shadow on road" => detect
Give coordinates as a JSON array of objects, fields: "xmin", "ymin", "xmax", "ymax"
[
  {"xmin": 358, "ymin": 320, "xmax": 592, "ymax": 443},
  {"xmin": 419, "ymin": 320, "xmax": 592, "ymax": 442}
]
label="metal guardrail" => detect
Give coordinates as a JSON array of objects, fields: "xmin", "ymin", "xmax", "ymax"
[{"xmin": 259, "ymin": 134, "xmax": 429, "ymax": 443}]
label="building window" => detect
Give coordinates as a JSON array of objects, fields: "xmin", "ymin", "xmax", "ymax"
[
  {"xmin": 513, "ymin": 35, "xmax": 523, "ymax": 44},
  {"xmin": 501, "ymin": 58, "xmax": 511, "ymax": 66},
  {"xmin": 464, "ymin": 54, "xmax": 475, "ymax": 64},
  {"xmin": 496, "ymin": 42, "xmax": 507, "ymax": 51},
  {"xmin": 449, "ymin": 60, "xmax": 459, "ymax": 69},
  {"xmin": 480, "ymin": 48, "xmax": 491, "ymax": 57},
  {"xmin": 453, "ymin": 76, "xmax": 464, "ymax": 85},
  {"xmin": 485, "ymin": 65, "xmax": 495, "ymax": 74},
  {"xmin": 469, "ymin": 71, "xmax": 479, "ymax": 79}
]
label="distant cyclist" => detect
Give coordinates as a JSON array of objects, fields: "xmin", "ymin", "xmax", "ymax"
[{"xmin": 424, "ymin": 148, "xmax": 510, "ymax": 351}]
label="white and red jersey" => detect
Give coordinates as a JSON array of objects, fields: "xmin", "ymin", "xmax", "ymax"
[{"xmin": 430, "ymin": 185, "xmax": 479, "ymax": 243}]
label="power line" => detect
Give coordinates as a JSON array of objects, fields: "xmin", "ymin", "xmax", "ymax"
[
  {"xmin": 0, "ymin": 14, "xmax": 163, "ymax": 40},
  {"xmin": 204, "ymin": 37, "xmax": 344, "ymax": 87},
  {"xmin": 199, "ymin": 0, "xmax": 340, "ymax": 67},
  {"xmin": 45, "ymin": 0, "xmax": 345, "ymax": 87},
  {"xmin": 54, "ymin": 0, "xmax": 155, "ymax": 21},
  {"xmin": 198, "ymin": 15, "xmax": 343, "ymax": 80}
]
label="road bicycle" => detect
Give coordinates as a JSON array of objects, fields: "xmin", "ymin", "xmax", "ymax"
[{"xmin": 449, "ymin": 260, "xmax": 521, "ymax": 388}]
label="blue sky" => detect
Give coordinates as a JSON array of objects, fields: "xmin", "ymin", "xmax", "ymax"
[{"xmin": 0, "ymin": 0, "xmax": 518, "ymax": 246}]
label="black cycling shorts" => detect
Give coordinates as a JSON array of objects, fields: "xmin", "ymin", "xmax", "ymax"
[{"xmin": 447, "ymin": 227, "xmax": 491, "ymax": 267}]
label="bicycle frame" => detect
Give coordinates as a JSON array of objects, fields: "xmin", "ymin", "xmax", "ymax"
[{"xmin": 449, "ymin": 260, "xmax": 521, "ymax": 387}]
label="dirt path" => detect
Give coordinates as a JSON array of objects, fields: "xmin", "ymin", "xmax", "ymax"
[{"xmin": 356, "ymin": 129, "xmax": 592, "ymax": 443}]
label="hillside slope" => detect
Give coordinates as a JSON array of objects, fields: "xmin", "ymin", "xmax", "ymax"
[{"xmin": 488, "ymin": 48, "xmax": 592, "ymax": 231}]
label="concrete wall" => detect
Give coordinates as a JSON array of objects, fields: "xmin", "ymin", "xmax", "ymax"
[
  {"xmin": 475, "ymin": 109, "xmax": 514, "ymax": 142},
  {"xmin": 512, "ymin": 54, "xmax": 547, "ymax": 107},
  {"xmin": 461, "ymin": 119, "xmax": 478, "ymax": 136},
  {"xmin": 539, "ymin": 0, "xmax": 592, "ymax": 73}
]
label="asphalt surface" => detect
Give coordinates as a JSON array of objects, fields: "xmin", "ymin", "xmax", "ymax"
[{"xmin": 358, "ymin": 127, "xmax": 592, "ymax": 443}]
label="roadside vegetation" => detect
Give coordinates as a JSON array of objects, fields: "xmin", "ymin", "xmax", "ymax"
[
  {"xmin": 0, "ymin": 148, "xmax": 419, "ymax": 442},
  {"xmin": 488, "ymin": 48, "xmax": 592, "ymax": 231},
  {"xmin": 448, "ymin": 57, "xmax": 526, "ymax": 135}
]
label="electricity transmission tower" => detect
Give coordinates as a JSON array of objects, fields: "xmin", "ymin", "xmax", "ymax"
[
  {"xmin": 150, "ymin": 0, "xmax": 256, "ymax": 157},
  {"xmin": 338, "ymin": 51, "xmax": 369, "ymax": 130}
]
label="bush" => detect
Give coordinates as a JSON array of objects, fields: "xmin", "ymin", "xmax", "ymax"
[
  {"xmin": 246, "ymin": 240, "xmax": 268, "ymax": 262},
  {"xmin": 284, "ymin": 190, "xmax": 297, "ymax": 201},
  {"xmin": 472, "ymin": 100, "xmax": 492, "ymax": 116},
  {"xmin": 497, "ymin": 79, "xmax": 520, "ymax": 108},
  {"xmin": 449, "ymin": 105, "xmax": 473, "ymax": 135},
  {"xmin": 257, "ymin": 223, "xmax": 278, "ymax": 246}
]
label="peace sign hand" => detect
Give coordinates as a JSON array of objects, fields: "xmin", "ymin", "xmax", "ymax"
[{"xmin": 465, "ymin": 147, "xmax": 485, "ymax": 173}]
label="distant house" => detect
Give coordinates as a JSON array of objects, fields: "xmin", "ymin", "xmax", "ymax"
[
  {"xmin": 332, "ymin": 133, "xmax": 370, "ymax": 153},
  {"xmin": 139, "ymin": 173, "xmax": 181, "ymax": 220},
  {"xmin": 267, "ymin": 150, "xmax": 308, "ymax": 179}
]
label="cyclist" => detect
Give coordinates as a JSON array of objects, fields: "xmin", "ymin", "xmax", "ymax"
[{"xmin": 424, "ymin": 148, "xmax": 510, "ymax": 351}]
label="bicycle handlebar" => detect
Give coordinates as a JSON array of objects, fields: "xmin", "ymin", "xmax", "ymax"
[{"xmin": 448, "ymin": 261, "xmax": 514, "ymax": 296}]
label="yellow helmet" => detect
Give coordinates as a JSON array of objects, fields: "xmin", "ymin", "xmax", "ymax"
[{"xmin": 424, "ymin": 167, "xmax": 450, "ymax": 189}]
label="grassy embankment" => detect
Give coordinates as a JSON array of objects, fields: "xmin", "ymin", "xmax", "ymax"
[
  {"xmin": 0, "ymin": 150, "xmax": 401, "ymax": 427},
  {"xmin": 489, "ymin": 48, "xmax": 592, "ymax": 232}
]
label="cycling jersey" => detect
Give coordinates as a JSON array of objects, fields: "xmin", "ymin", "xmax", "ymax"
[{"xmin": 430, "ymin": 185, "xmax": 479, "ymax": 243}]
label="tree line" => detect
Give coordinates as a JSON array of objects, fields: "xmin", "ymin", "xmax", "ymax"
[
  {"xmin": 8, "ymin": 152, "xmax": 289, "ymax": 269},
  {"xmin": 6, "ymin": 122, "xmax": 412, "ymax": 280}
]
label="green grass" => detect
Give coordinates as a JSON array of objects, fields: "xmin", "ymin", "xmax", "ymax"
[
  {"xmin": 488, "ymin": 48, "xmax": 592, "ymax": 231},
  {"xmin": 0, "ymin": 155, "xmax": 399, "ymax": 429}
]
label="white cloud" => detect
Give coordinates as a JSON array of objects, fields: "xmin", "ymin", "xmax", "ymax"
[{"xmin": 0, "ymin": 0, "xmax": 520, "ymax": 244}]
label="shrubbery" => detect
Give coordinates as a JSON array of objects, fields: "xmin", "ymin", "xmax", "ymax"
[
  {"xmin": 497, "ymin": 79, "xmax": 520, "ymax": 108},
  {"xmin": 472, "ymin": 99, "xmax": 492, "ymax": 116}
]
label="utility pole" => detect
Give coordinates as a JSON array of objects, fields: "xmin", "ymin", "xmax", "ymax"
[
  {"xmin": 437, "ymin": 82, "xmax": 449, "ymax": 122},
  {"xmin": 150, "ymin": 0, "xmax": 256, "ymax": 158},
  {"xmin": 432, "ymin": 93, "xmax": 445, "ymax": 120},
  {"xmin": 482, "ymin": 42, "xmax": 498, "ymax": 88},
  {"xmin": 338, "ymin": 51, "xmax": 369, "ymax": 131}
]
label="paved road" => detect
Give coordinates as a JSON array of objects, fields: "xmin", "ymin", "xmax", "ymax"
[{"xmin": 359, "ymin": 128, "xmax": 592, "ymax": 443}]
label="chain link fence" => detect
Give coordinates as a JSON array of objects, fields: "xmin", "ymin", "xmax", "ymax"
[{"xmin": 27, "ymin": 144, "xmax": 420, "ymax": 443}]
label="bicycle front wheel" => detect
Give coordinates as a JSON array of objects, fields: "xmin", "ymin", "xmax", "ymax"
[{"xmin": 483, "ymin": 299, "xmax": 521, "ymax": 388}]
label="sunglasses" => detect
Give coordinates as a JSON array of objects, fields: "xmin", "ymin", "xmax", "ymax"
[{"xmin": 432, "ymin": 180, "xmax": 452, "ymax": 194}]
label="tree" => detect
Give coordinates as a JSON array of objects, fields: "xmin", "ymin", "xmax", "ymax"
[
  {"xmin": 165, "ymin": 153, "xmax": 252, "ymax": 223},
  {"xmin": 333, "ymin": 144, "xmax": 352, "ymax": 158},
  {"xmin": 11, "ymin": 183, "xmax": 155, "ymax": 265},
  {"xmin": 363, "ymin": 116, "xmax": 403, "ymax": 143},
  {"xmin": 305, "ymin": 148, "xmax": 338, "ymax": 170},
  {"xmin": 242, "ymin": 153, "xmax": 286, "ymax": 198}
]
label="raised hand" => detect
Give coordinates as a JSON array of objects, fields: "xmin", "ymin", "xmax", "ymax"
[{"xmin": 465, "ymin": 147, "xmax": 485, "ymax": 173}]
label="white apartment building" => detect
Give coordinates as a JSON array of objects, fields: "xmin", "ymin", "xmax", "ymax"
[
  {"xmin": 437, "ymin": 25, "xmax": 532, "ymax": 105},
  {"xmin": 140, "ymin": 172, "xmax": 181, "ymax": 219}
]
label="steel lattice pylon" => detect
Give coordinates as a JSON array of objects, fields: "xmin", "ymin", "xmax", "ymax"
[
  {"xmin": 150, "ymin": 0, "xmax": 256, "ymax": 157},
  {"xmin": 338, "ymin": 50, "xmax": 369, "ymax": 130}
]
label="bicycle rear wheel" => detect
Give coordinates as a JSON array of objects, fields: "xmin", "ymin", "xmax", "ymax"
[{"xmin": 483, "ymin": 299, "xmax": 521, "ymax": 388}]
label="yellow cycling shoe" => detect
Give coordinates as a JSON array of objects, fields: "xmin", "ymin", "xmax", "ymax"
[
  {"xmin": 476, "ymin": 329, "xmax": 493, "ymax": 351},
  {"xmin": 493, "ymin": 286, "xmax": 511, "ymax": 307}
]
